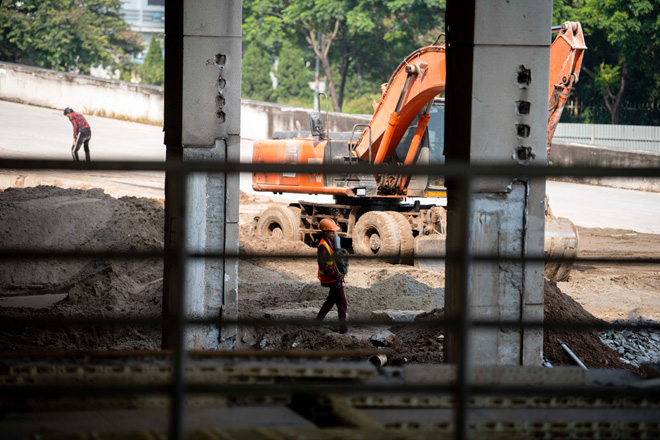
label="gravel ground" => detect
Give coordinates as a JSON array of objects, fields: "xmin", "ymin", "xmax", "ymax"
[{"xmin": 599, "ymin": 317, "xmax": 660, "ymax": 368}]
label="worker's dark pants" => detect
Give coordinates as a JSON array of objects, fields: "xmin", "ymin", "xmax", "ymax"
[
  {"xmin": 72, "ymin": 128, "xmax": 91, "ymax": 162},
  {"xmin": 316, "ymin": 281, "xmax": 348, "ymax": 333}
]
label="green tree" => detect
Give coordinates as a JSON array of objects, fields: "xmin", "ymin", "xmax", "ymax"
[
  {"xmin": 553, "ymin": 0, "xmax": 660, "ymax": 124},
  {"xmin": 276, "ymin": 40, "xmax": 313, "ymax": 105},
  {"xmin": 0, "ymin": 0, "xmax": 142, "ymax": 74},
  {"xmin": 140, "ymin": 34, "xmax": 164, "ymax": 86},
  {"xmin": 242, "ymin": 44, "xmax": 275, "ymax": 101},
  {"xmin": 243, "ymin": 0, "xmax": 446, "ymax": 112},
  {"xmin": 580, "ymin": 0, "xmax": 660, "ymax": 124}
]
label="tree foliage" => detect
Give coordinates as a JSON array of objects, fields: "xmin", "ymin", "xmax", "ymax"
[
  {"xmin": 243, "ymin": 0, "xmax": 445, "ymax": 112},
  {"xmin": 242, "ymin": 44, "xmax": 276, "ymax": 101},
  {"xmin": 241, "ymin": 0, "xmax": 660, "ymax": 124},
  {"xmin": 276, "ymin": 40, "xmax": 313, "ymax": 105},
  {"xmin": 0, "ymin": 0, "xmax": 142, "ymax": 74},
  {"xmin": 140, "ymin": 34, "xmax": 164, "ymax": 86},
  {"xmin": 553, "ymin": 0, "xmax": 660, "ymax": 124}
]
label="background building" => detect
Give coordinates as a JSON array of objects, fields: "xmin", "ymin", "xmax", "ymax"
[{"xmin": 121, "ymin": 0, "xmax": 165, "ymax": 62}]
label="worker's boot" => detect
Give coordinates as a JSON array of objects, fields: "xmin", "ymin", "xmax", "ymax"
[{"xmin": 338, "ymin": 311, "xmax": 348, "ymax": 334}]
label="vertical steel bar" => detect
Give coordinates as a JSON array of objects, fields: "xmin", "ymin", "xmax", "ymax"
[
  {"xmin": 163, "ymin": 0, "xmax": 185, "ymax": 437},
  {"xmin": 454, "ymin": 175, "xmax": 473, "ymax": 440},
  {"xmin": 168, "ymin": 166, "xmax": 188, "ymax": 440}
]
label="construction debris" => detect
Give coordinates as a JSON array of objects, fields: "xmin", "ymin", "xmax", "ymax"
[
  {"xmin": 599, "ymin": 316, "xmax": 660, "ymax": 368},
  {"xmin": 0, "ymin": 187, "xmax": 654, "ymax": 373},
  {"xmin": 370, "ymin": 330, "xmax": 398, "ymax": 347},
  {"xmin": 558, "ymin": 338, "xmax": 588, "ymax": 370}
]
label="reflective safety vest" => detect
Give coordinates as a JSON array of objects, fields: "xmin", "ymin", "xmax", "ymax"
[{"xmin": 317, "ymin": 237, "xmax": 337, "ymax": 284}]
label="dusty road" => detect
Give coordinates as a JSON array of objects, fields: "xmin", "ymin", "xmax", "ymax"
[{"xmin": 1, "ymin": 99, "xmax": 660, "ymax": 324}]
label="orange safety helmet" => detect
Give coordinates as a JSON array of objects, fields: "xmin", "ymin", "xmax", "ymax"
[{"xmin": 319, "ymin": 218, "xmax": 340, "ymax": 231}]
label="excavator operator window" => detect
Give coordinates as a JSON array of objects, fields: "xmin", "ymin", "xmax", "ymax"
[
  {"xmin": 427, "ymin": 102, "xmax": 446, "ymax": 165},
  {"xmin": 394, "ymin": 117, "xmax": 421, "ymax": 164},
  {"xmin": 393, "ymin": 101, "xmax": 446, "ymax": 167},
  {"xmin": 427, "ymin": 101, "xmax": 446, "ymax": 188}
]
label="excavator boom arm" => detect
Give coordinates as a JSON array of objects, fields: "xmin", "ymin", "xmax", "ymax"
[
  {"xmin": 354, "ymin": 46, "xmax": 446, "ymax": 162},
  {"xmin": 354, "ymin": 21, "xmax": 585, "ymax": 164}
]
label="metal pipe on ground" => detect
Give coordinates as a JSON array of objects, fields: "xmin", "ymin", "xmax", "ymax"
[{"xmin": 558, "ymin": 338, "xmax": 588, "ymax": 370}]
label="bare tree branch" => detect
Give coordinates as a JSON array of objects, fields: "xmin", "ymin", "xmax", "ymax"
[
  {"xmin": 264, "ymin": 11, "xmax": 284, "ymax": 19},
  {"xmin": 582, "ymin": 65, "xmax": 595, "ymax": 78}
]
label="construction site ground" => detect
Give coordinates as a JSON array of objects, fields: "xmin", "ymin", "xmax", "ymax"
[
  {"xmin": 0, "ymin": 184, "xmax": 658, "ymax": 372},
  {"xmin": 1, "ymin": 100, "xmax": 659, "ymax": 371}
]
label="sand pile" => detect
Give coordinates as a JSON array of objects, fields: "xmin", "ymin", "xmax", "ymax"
[
  {"xmin": 0, "ymin": 187, "xmax": 634, "ymax": 371},
  {"xmin": 0, "ymin": 186, "xmax": 163, "ymax": 351}
]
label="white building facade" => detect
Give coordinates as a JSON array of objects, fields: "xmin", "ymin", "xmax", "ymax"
[{"xmin": 121, "ymin": 0, "xmax": 165, "ymax": 61}]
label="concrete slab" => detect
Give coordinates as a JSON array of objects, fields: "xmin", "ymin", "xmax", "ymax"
[
  {"xmin": 0, "ymin": 293, "xmax": 67, "ymax": 309},
  {"xmin": 363, "ymin": 408, "xmax": 660, "ymax": 425}
]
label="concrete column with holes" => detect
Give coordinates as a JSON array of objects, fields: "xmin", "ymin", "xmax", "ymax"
[
  {"xmin": 163, "ymin": 0, "xmax": 240, "ymax": 349},
  {"xmin": 444, "ymin": 1, "xmax": 551, "ymax": 365}
]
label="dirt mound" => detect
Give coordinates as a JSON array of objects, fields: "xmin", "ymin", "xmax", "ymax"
[
  {"xmin": 543, "ymin": 280, "xmax": 634, "ymax": 371},
  {"xmin": 0, "ymin": 188, "xmax": 642, "ymax": 373},
  {"xmin": 0, "ymin": 186, "xmax": 163, "ymax": 351}
]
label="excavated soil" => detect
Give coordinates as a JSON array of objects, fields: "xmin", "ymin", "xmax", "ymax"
[
  {"xmin": 0, "ymin": 186, "xmax": 657, "ymax": 372},
  {"xmin": 0, "ymin": 186, "xmax": 164, "ymax": 351}
]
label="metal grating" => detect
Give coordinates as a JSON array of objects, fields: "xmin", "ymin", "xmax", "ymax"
[{"xmin": 1, "ymin": 158, "xmax": 659, "ymax": 439}]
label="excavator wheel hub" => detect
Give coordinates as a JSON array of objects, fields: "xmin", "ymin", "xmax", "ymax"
[
  {"xmin": 369, "ymin": 234, "xmax": 381, "ymax": 252},
  {"xmin": 270, "ymin": 227, "xmax": 283, "ymax": 240}
]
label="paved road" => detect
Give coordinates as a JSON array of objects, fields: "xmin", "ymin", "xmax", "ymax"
[
  {"xmin": 2, "ymin": 100, "xmax": 659, "ymax": 233},
  {"xmin": 546, "ymin": 180, "xmax": 660, "ymax": 234},
  {"xmin": 0, "ymin": 100, "xmax": 164, "ymax": 161}
]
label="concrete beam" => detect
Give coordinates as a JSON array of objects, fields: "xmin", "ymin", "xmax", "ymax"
[
  {"xmin": 444, "ymin": 0, "xmax": 550, "ymax": 366},
  {"xmin": 163, "ymin": 0, "xmax": 241, "ymax": 350}
]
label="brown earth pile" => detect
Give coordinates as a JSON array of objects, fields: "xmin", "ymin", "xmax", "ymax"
[
  {"xmin": 0, "ymin": 186, "xmax": 163, "ymax": 351},
  {"xmin": 0, "ymin": 187, "xmax": 635, "ymax": 371},
  {"xmin": 543, "ymin": 279, "xmax": 633, "ymax": 371}
]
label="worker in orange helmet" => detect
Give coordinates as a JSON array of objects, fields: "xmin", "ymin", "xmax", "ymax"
[{"xmin": 315, "ymin": 218, "xmax": 348, "ymax": 334}]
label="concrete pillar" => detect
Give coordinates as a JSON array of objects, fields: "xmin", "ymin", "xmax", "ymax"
[
  {"xmin": 163, "ymin": 0, "xmax": 241, "ymax": 350},
  {"xmin": 444, "ymin": 1, "xmax": 551, "ymax": 366}
]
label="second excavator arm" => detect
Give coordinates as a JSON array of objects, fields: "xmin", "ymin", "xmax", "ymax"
[{"xmin": 547, "ymin": 21, "xmax": 587, "ymax": 155}]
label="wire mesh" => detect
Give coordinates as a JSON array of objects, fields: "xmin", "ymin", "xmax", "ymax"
[{"xmin": 1, "ymin": 156, "xmax": 660, "ymax": 440}]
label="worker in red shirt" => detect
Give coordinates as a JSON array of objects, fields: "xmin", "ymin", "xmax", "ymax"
[
  {"xmin": 64, "ymin": 108, "xmax": 92, "ymax": 161},
  {"xmin": 315, "ymin": 218, "xmax": 348, "ymax": 334}
]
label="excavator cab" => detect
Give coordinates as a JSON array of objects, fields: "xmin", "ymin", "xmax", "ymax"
[{"xmin": 392, "ymin": 98, "xmax": 447, "ymax": 197}]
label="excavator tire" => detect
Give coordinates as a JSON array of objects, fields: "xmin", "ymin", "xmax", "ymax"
[
  {"xmin": 353, "ymin": 211, "xmax": 401, "ymax": 264},
  {"xmin": 287, "ymin": 206, "xmax": 303, "ymax": 237},
  {"xmin": 386, "ymin": 211, "xmax": 414, "ymax": 265},
  {"xmin": 256, "ymin": 206, "xmax": 300, "ymax": 241}
]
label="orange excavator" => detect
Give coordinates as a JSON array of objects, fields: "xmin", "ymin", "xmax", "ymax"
[{"xmin": 252, "ymin": 22, "xmax": 586, "ymax": 281}]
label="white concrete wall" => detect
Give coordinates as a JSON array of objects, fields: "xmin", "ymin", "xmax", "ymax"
[
  {"xmin": 240, "ymin": 99, "xmax": 370, "ymax": 140},
  {"xmin": 0, "ymin": 62, "xmax": 164, "ymax": 123},
  {"xmin": 0, "ymin": 62, "xmax": 368, "ymax": 136}
]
